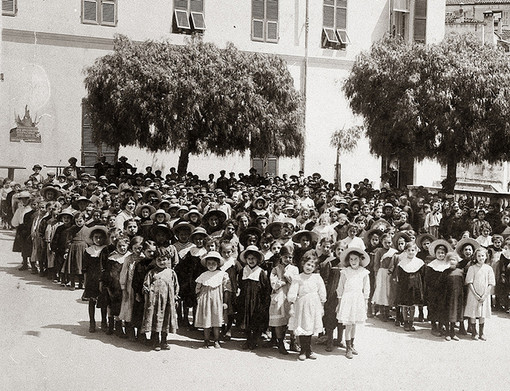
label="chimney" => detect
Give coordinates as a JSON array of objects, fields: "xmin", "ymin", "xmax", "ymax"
[{"xmin": 483, "ymin": 11, "xmax": 495, "ymax": 45}]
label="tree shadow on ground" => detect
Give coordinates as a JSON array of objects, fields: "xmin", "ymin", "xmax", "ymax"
[{"xmin": 0, "ymin": 263, "xmax": 76, "ymax": 292}]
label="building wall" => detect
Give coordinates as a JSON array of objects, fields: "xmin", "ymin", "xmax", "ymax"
[{"xmin": 1, "ymin": 0, "xmax": 445, "ymax": 184}]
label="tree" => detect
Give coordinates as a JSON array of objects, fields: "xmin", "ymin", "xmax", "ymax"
[
  {"xmin": 343, "ymin": 33, "xmax": 510, "ymax": 193},
  {"xmin": 330, "ymin": 125, "xmax": 363, "ymax": 187},
  {"xmin": 84, "ymin": 35, "xmax": 304, "ymax": 175}
]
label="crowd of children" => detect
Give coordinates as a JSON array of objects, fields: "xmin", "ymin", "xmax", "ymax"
[{"xmin": 2, "ymin": 160, "xmax": 508, "ymax": 359}]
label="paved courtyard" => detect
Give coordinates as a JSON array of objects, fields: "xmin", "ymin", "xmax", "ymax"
[{"xmin": 0, "ymin": 229, "xmax": 508, "ymax": 391}]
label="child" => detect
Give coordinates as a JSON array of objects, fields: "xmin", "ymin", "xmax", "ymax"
[
  {"xmin": 50, "ymin": 208, "xmax": 74, "ymax": 285},
  {"xmin": 195, "ymin": 251, "xmax": 231, "ymax": 348},
  {"xmin": 237, "ymin": 245, "xmax": 270, "ymax": 350},
  {"xmin": 320, "ymin": 241, "xmax": 346, "ymax": 351},
  {"xmin": 142, "ymin": 248, "xmax": 179, "ymax": 351},
  {"xmin": 464, "ymin": 247, "xmax": 495, "ymax": 340},
  {"xmin": 340, "ymin": 223, "xmax": 366, "ymax": 250},
  {"xmin": 456, "ymin": 237, "xmax": 480, "ymax": 334},
  {"xmin": 292, "ymin": 230, "xmax": 317, "ymax": 266},
  {"xmin": 475, "ymin": 223, "xmax": 492, "ymax": 248},
  {"xmin": 103, "ymin": 237, "xmax": 131, "ymax": 336},
  {"xmin": 336, "ymin": 247, "xmax": 370, "ymax": 359},
  {"xmin": 64, "ymin": 212, "xmax": 88, "ymax": 290},
  {"xmin": 372, "ymin": 233, "xmax": 398, "ymax": 321},
  {"xmin": 425, "ymin": 239, "xmax": 453, "ymax": 336},
  {"xmin": 82, "ymin": 226, "xmax": 109, "ymax": 333},
  {"xmin": 394, "ymin": 242, "xmax": 424, "ymax": 332},
  {"xmin": 118, "ymin": 236, "xmax": 144, "ymax": 340},
  {"xmin": 287, "ymin": 250, "xmax": 327, "ymax": 361},
  {"xmin": 268, "ymin": 245, "xmax": 299, "ymax": 355},
  {"xmin": 496, "ymin": 236, "xmax": 510, "ymax": 312},
  {"xmin": 424, "ymin": 202, "xmax": 442, "ymax": 238},
  {"xmin": 131, "ymin": 240, "xmax": 157, "ymax": 342},
  {"xmin": 439, "ymin": 252, "xmax": 464, "ymax": 341},
  {"xmin": 219, "ymin": 240, "xmax": 242, "ymax": 341}
]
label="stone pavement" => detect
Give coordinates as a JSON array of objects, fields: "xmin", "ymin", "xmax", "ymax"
[{"xmin": 1, "ymin": 229, "xmax": 508, "ymax": 391}]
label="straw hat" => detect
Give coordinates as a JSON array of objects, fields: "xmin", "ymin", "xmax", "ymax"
[
  {"xmin": 190, "ymin": 227, "xmax": 208, "ymax": 241},
  {"xmin": 362, "ymin": 227, "xmax": 384, "ymax": 247},
  {"xmin": 456, "ymin": 238, "xmax": 480, "ymax": 257},
  {"xmin": 173, "ymin": 221, "xmax": 194, "ymax": 234},
  {"xmin": 85, "ymin": 225, "xmax": 108, "ymax": 245},
  {"xmin": 428, "ymin": 239, "xmax": 454, "ymax": 257},
  {"xmin": 150, "ymin": 209, "xmax": 171, "ymax": 223},
  {"xmin": 240, "ymin": 245, "xmax": 263, "ymax": 264},
  {"xmin": 292, "ymin": 230, "xmax": 319, "ymax": 244},
  {"xmin": 415, "ymin": 233, "xmax": 436, "ymax": 250},
  {"xmin": 135, "ymin": 203, "xmax": 156, "ymax": 218},
  {"xmin": 265, "ymin": 222, "xmax": 283, "ymax": 239},
  {"xmin": 143, "ymin": 189, "xmax": 162, "ymax": 203},
  {"xmin": 17, "ymin": 190, "xmax": 32, "ymax": 199},
  {"xmin": 203, "ymin": 209, "xmax": 227, "ymax": 225},
  {"xmin": 200, "ymin": 251, "xmax": 225, "ymax": 268},
  {"xmin": 58, "ymin": 207, "xmax": 75, "ymax": 220},
  {"xmin": 340, "ymin": 247, "xmax": 370, "ymax": 268},
  {"xmin": 371, "ymin": 219, "xmax": 391, "ymax": 232},
  {"xmin": 392, "ymin": 231, "xmax": 411, "ymax": 248}
]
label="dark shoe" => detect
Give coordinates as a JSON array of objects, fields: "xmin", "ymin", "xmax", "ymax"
[
  {"xmin": 242, "ymin": 341, "xmax": 250, "ymax": 350},
  {"xmin": 18, "ymin": 265, "xmax": 29, "ymax": 271},
  {"xmin": 307, "ymin": 352, "xmax": 317, "ymax": 360},
  {"xmin": 223, "ymin": 330, "xmax": 232, "ymax": 341},
  {"xmin": 350, "ymin": 339, "xmax": 359, "ymax": 355},
  {"xmin": 214, "ymin": 341, "xmax": 221, "ymax": 349},
  {"xmin": 345, "ymin": 341, "xmax": 353, "ymax": 359},
  {"xmin": 106, "ymin": 318, "xmax": 114, "ymax": 335},
  {"xmin": 277, "ymin": 339, "xmax": 289, "ymax": 355},
  {"xmin": 161, "ymin": 343, "xmax": 171, "ymax": 350},
  {"xmin": 89, "ymin": 321, "xmax": 96, "ymax": 333},
  {"xmin": 394, "ymin": 320, "xmax": 401, "ymax": 327},
  {"xmin": 333, "ymin": 339, "xmax": 345, "ymax": 348},
  {"xmin": 289, "ymin": 341, "xmax": 301, "ymax": 352}
]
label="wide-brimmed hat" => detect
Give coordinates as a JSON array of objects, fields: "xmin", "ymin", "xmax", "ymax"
[
  {"xmin": 40, "ymin": 186, "xmax": 62, "ymax": 200},
  {"xmin": 428, "ymin": 239, "xmax": 454, "ymax": 257},
  {"xmin": 85, "ymin": 225, "xmax": 108, "ymax": 245},
  {"xmin": 71, "ymin": 196, "xmax": 92, "ymax": 209},
  {"xmin": 184, "ymin": 207, "xmax": 202, "ymax": 220},
  {"xmin": 150, "ymin": 208, "xmax": 171, "ymax": 223},
  {"xmin": 58, "ymin": 207, "xmax": 75, "ymax": 220},
  {"xmin": 240, "ymin": 245, "xmax": 263, "ymax": 264},
  {"xmin": 370, "ymin": 219, "xmax": 391, "ymax": 232},
  {"xmin": 143, "ymin": 189, "xmax": 162, "ymax": 204},
  {"xmin": 292, "ymin": 230, "xmax": 319, "ymax": 244},
  {"xmin": 200, "ymin": 251, "xmax": 225, "ymax": 268},
  {"xmin": 252, "ymin": 196, "xmax": 268, "ymax": 209},
  {"xmin": 456, "ymin": 238, "xmax": 480, "ymax": 257},
  {"xmin": 265, "ymin": 222, "xmax": 283, "ymax": 239},
  {"xmin": 362, "ymin": 227, "xmax": 384, "ymax": 247},
  {"xmin": 239, "ymin": 227, "xmax": 263, "ymax": 247},
  {"xmin": 190, "ymin": 227, "xmax": 208, "ymax": 241},
  {"xmin": 32, "ymin": 164, "xmax": 42, "ymax": 170},
  {"xmin": 135, "ymin": 203, "xmax": 156, "ymax": 218},
  {"xmin": 392, "ymin": 231, "xmax": 412, "ymax": 248},
  {"xmin": 17, "ymin": 190, "xmax": 32, "ymax": 199},
  {"xmin": 415, "ymin": 233, "xmax": 436, "ymax": 250},
  {"xmin": 283, "ymin": 203, "xmax": 296, "ymax": 212},
  {"xmin": 151, "ymin": 224, "xmax": 173, "ymax": 238},
  {"xmin": 173, "ymin": 221, "xmax": 194, "ymax": 234},
  {"xmin": 203, "ymin": 209, "xmax": 227, "ymax": 225},
  {"xmin": 340, "ymin": 247, "xmax": 370, "ymax": 268}
]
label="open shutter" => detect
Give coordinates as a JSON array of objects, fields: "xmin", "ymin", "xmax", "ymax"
[
  {"xmin": 101, "ymin": 0, "xmax": 116, "ymax": 26},
  {"xmin": 266, "ymin": 0, "xmax": 278, "ymax": 42},
  {"xmin": 190, "ymin": 0, "xmax": 205, "ymax": 30},
  {"xmin": 252, "ymin": 0, "xmax": 265, "ymax": 41},
  {"xmin": 2, "ymin": 0, "xmax": 16, "ymax": 16},
  {"xmin": 83, "ymin": 0, "xmax": 98, "ymax": 23},
  {"xmin": 414, "ymin": 0, "xmax": 427, "ymax": 43}
]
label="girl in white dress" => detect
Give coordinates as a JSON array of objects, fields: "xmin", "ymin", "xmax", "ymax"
[
  {"xmin": 465, "ymin": 247, "xmax": 495, "ymax": 341},
  {"xmin": 287, "ymin": 250, "xmax": 327, "ymax": 361},
  {"xmin": 336, "ymin": 247, "xmax": 370, "ymax": 359}
]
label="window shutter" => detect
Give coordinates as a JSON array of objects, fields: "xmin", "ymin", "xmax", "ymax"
[
  {"xmin": 191, "ymin": 12, "xmax": 206, "ymax": 30},
  {"xmin": 266, "ymin": 0, "xmax": 278, "ymax": 21},
  {"xmin": 190, "ymin": 0, "xmax": 203, "ymax": 12},
  {"xmin": 252, "ymin": 0, "xmax": 265, "ymax": 40},
  {"xmin": 252, "ymin": 0, "xmax": 264, "ymax": 20},
  {"xmin": 336, "ymin": 5, "xmax": 346, "ymax": 30},
  {"xmin": 2, "ymin": 0, "xmax": 16, "ymax": 15},
  {"xmin": 175, "ymin": 0, "xmax": 188, "ymax": 11},
  {"xmin": 83, "ymin": 0, "xmax": 98, "ymax": 23},
  {"xmin": 101, "ymin": 1, "xmax": 116, "ymax": 25},
  {"xmin": 265, "ymin": 0, "xmax": 278, "ymax": 42},
  {"xmin": 323, "ymin": 1, "xmax": 335, "ymax": 28},
  {"xmin": 414, "ymin": 0, "xmax": 427, "ymax": 42}
]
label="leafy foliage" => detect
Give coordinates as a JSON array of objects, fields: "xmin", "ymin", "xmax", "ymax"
[
  {"xmin": 330, "ymin": 125, "xmax": 363, "ymax": 153},
  {"xmin": 83, "ymin": 35, "xmax": 304, "ymax": 172},
  {"xmin": 344, "ymin": 33, "xmax": 510, "ymax": 191}
]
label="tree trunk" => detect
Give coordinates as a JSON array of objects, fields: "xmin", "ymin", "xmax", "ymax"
[
  {"xmin": 177, "ymin": 146, "xmax": 190, "ymax": 178},
  {"xmin": 441, "ymin": 154, "xmax": 457, "ymax": 194}
]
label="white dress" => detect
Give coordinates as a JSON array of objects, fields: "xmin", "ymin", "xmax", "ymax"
[
  {"xmin": 269, "ymin": 264, "xmax": 299, "ymax": 327},
  {"xmin": 287, "ymin": 273, "xmax": 326, "ymax": 336},
  {"xmin": 464, "ymin": 263, "xmax": 495, "ymax": 319},
  {"xmin": 337, "ymin": 267, "xmax": 370, "ymax": 325}
]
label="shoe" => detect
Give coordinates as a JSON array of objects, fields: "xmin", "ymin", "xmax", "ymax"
[
  {"xmin": 417, "ymin": 316, "xmax": 424, "ymax": 322},
  {"xmin": 452, "ymin": 335, "xmax": 460, "ymax": 341},
  {"xmin": 345, "ymin": 341, "xmax": 353, "ymax": 359},
  {"xmin": 214, "ymin": 341, "xmax": 221, "ymax": 349},
  {"xmin": 100, "ymin": 321, "xmax": 108, "ymax": 332},
  {"xmin": 223, "ymin": 330, "xmax": 231, "ymax": 341},
  {"xmin": 394, "ymin": 320, "xmax": 401, "ymax": 327},
  {"xmin": 89, "ymin": 321, "xmax": 96, "ymax": 333},
  {"xmin": 18, "ymin": 265, "xmax": 29, "ymax": 271},
  {"xmin": 307, "ymin": 352, "xmax": 317, "ymax": 360},
  {"xmin": 242, "ymin": 341, "xmax": 250, "ymax": 350},
  {"xmin": 31, "ymin": 269, "xmax": 39, "ymax": 274},
  {"xmin": 203, "ymin": 340, "xmax": 210, "ymax": 349},
  {"xmin": 289, "ymin": 341, "xmax": 301, "ymax": 352},
  {"xmin": 350, "ymin": 340, "xmax": 359, "ymax": 356},
  {"xmin": 333, "ymin": 339, "xmax": 345, "ymax": 348},
  {"xmin": 161, "ymin": 343, "xmax": 171, "ymax": 350},
  {"xmin": 479, "ymin": 335, "xmax": 487, "ymax": 341},
  {"xmin": 472, "ymin": 334, "xmax": 479, "ymax": 340},
  {"xmin": 409, "ymin": 325, "xmax": 416, "ymax": 332},
  {"xmin": 445, "ymin": 336, "xmax": 451, "ymax": 341},
  {"xmin": 316, "ymin": 335, "xmax": 327, "ymax": 345},
  {"xmin": 325, "ymin": 341, "xmax": 333, "ymax": 352},
  {"xmin": 154, "ymin": 345, "xmax": 162, "ymax": 351},
  {"xmin": 298, "ymin": 354, "xmax": 306, "ymax": 361}
]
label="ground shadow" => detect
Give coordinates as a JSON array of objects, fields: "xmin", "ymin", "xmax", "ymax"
[{"xmin": 0, "ymin": 263, "xmax": 75, "ymax": 292}]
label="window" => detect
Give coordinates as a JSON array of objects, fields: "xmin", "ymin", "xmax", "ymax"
[
  {"xmin": 252, "ymin": 0, "xmax": 279, "ymax": 43},
  {"xmin": 322, "ymin": 0, "xmax": 349, "ymax": 49},
  {"xmin": 391, "ymin": 0, "xmax": 410, "ymax": 42},
  {"xmin": 251, "ymin": 156, "xmax": 279, "ymax": 176},
  {"xmin": 173, "ymin": 0, "xmax": 206, "ymax": 34},
  {"xmin": 82, "ymin": 0, "xmax": 117, "ymax": 26},
  {"xmin": 2, "ymin": 0, "xmax": 17, "ymax": 16},
  {"xmin": 413, "ymin": 0, "xmax": 427, "ymax": 43}
]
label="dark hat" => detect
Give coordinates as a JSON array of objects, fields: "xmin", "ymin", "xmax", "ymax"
[
  {"xmin": 203, "ymin": 209, "xmax": 227, "ymax": 225},
  {"xmin": 292, "ymin": 230, "xmax": 319, "ymax": 244},
  {"xmin": 265, "ymin": 222, "xmax": 283, "ymax": 239},
  {"xmin": 40, "ymin": 186, "xmax": 61, "ymax": 200},
  {"xmin": 32, "ymin": 164, "xmax": 42, "ymax": 170},
  {"xmin": 173, "ymin": 221, "xmax": 194, "ymax": 234},
  {"xmin": 143, "ymin": 189, "xmax": 162, "ymax": 203},
  {"xmin": 392, "ymin": 231, "xmax": 412, "ymax": 248},
  {"xmin": 239, "ymin": 227, "xmax": 263, "ymax": 247}
]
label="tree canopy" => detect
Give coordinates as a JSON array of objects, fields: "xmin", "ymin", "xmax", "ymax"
[
  {"xmin": 344, "ymin": 33, "xmax": 510, "ymax": 192},
  {"xmin": 84, "ymin": 35, "xmax": 304, "ymax": 175}
]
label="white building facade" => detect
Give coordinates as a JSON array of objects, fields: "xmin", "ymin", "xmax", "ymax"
[{"xmin": 1, "ymin": 0, "xmax": 445, "ymax": 185}]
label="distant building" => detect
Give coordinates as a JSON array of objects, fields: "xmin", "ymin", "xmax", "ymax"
[{"xmin": 1, "ymin": 0, "xmax": 446, "ymax": 187}]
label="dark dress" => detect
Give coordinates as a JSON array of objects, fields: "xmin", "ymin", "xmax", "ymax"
[
  {"xmin": 131, "ymin": 258, "xmax": 155, "ymax": 328},
  {"xmin": 221, "ymin": 259, "xmax": 243, "ymax": 317},
  {"xmin": 396, "ymin": 259, "xmax": 425, "ymax": 306},
  {"xmin": 82, "ymin": 246, "xmax": 108, "ymax": 301},
  {"xmin": 13, "ymin": 209, "xmax": 35, "ymax": 257},
  {"xmin": 440, "ymin": 268, "xmax": 464, "ymax": 322},
  {"xmin": 174, "ymin": 248, "xmax": 204, "ymax": 308},
  {"xmin": 102, "ymin": 252, "xmax": 130, "ymax": 316},
  {"xmin": 496, "ymin": 254, "xmax": 510, "ymax": 308},
  {"xmin": 237, "ymin": 266, "xmax": 270, "ymax": 331},
  {"xmin": 424, "ymin": 261, "xmax": 449, "ymax": 322},
  {"xmin": 320, "ymin": 257, "xmax": 342, "ymax": 330}
]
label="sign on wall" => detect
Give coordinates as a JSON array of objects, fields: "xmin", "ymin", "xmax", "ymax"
[{"xmin": 9, "ymin": 105, "xmax": 41, "ymax": 143}]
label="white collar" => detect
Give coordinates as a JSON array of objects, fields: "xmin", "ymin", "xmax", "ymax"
[
  {"xmin": 242, "ymin": 265, "xmax": 263, "ymax": 281},
  {"xmin": 196, "ymin": 270, "xmax": 225, "ymax": 288},
  {"xmin": 398, "ymin": 257, "xmax": 424, "ymax": 273},
  {"xmin": 427, "ymin": 259, "xmax": 450, "ymax": 272},
  {"xmin": 221, "ymin": 258, "xmax": 235, "ymax": 271},
  {"xmin": 85, "ymin": 245, "xmax": 106, "ymax": 257}
]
